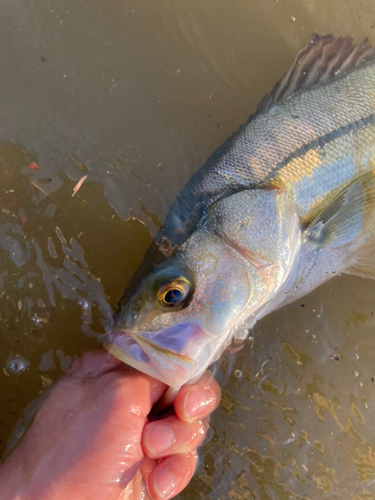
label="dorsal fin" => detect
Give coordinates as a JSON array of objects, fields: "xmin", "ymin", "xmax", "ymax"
[{"xmin": 258, "ymin": 34, "xmax": 375, "ymax": 113}]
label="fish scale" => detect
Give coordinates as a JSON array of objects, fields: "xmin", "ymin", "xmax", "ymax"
[
  {"xmin": 265, "ymin": 115, "xmax": 375, "ymax": 220},
  {"xmin": 165, "ymin": 45, "xmax": 375, "ymax": 245},
  {"xmin": 106, "ymin": 34, "xmax": 375, "ymax": 389},
  {"xmin": 203, "ymin": 66, "xmax": 375, "ymax": 212}
]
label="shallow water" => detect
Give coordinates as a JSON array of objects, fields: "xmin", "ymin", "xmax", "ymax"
[{"xmin": 1, "ymin": 0, "xmax": 375, "ymax": 498}]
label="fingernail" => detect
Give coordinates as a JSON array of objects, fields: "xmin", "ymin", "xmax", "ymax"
[
  {"xmin": 146, "ymin": 425, "xmax": 174, "ymax": 456},
  {"xmin": 185, "ymin": 389, "xmax": 206, "ymax": 419},
  {"xmin": 153, "ymin": 469, "xmax": 178, "ymax": 499}
]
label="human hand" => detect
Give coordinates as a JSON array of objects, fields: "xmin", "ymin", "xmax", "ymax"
[{"xmin": 0, "ymin": 351, "xmax": 221, "ymax": 500}]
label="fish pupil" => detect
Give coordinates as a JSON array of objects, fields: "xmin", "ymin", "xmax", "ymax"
[{"xmin": 164, "ymin": 288, "xmax": 184, "ymax": 304}]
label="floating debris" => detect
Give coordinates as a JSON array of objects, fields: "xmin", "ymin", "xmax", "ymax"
[
  {"xmin": 71, "ymin": 175, "xmax": 88, "ymax": 197},
  {"xmin": 27, "ymin": 162, "xmax": 40, "ymax": 170}
]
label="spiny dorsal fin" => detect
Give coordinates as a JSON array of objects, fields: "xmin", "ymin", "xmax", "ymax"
[{"xmin": 258, "ymin": 34, "xmax": 375, "ymax": 114}]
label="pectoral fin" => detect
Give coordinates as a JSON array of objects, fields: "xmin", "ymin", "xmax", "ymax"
[
  {"xmin": 346, "ymin": 238, "xmax": 375, "ymax": 279},
  {"xmin": 304, "ymin": 170, "xmax": 375, "ymax": 249}
]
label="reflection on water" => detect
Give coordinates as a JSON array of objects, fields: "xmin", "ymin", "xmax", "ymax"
[
  {"xmin": 0, "ymin": 142, "xmax": 151, "ymax": 454},
  {"xmin": 0, "ymin": 143, "xmax": 109, "ymax": 451},
  {"xmin": 1, "ymin": 0, "xmax": 375, "ymax": 498}
]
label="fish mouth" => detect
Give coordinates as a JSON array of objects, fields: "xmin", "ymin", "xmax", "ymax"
[{"xmin": 104, "ymin": 320, "xmax": 210, "ymax": 387}]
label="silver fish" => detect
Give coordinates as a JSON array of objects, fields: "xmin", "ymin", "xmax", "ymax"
[{"xmin": 105, "ymin": 34, "xmax": 375, "ymax": 389}]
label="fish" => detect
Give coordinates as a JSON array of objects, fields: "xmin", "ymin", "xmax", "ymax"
[{"xmin": 105, "ymin": 34, "xmax": 375, "ymax": 390}]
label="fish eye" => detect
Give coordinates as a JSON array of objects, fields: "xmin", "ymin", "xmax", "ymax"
[{"xmin": 157, "ymin": 278, "xmax": 192, "ymax": 308}]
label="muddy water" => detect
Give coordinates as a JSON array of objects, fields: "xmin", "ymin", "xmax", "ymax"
[{"xmin": 1, "ymin": 0, "xmax": 375, "ymax": 498}]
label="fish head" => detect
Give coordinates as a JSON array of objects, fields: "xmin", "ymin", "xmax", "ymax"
[{"xmin": 105, "ymin": 223, "xmax": 281, "ymax": 387}]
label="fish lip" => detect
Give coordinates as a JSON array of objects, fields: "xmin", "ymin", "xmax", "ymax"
[
  {"xmin": 104, "ymin": 324, "xmax": 201, "ymax": 387},
  {"xmin": 104, "ymin": 342, "xmax": 195, "ymax": 385},
  {"xmin": 107, "ymin": 329, "xmax": 196, "ymax": 365}
]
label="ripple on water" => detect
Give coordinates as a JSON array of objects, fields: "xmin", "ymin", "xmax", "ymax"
[{"xmin": 0, "ymin": 143, "xmax": 116, "ymax": 455}]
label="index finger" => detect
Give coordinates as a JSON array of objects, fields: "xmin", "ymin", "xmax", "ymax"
[{"xmin": 173, "ymin": 372, "xmax": 221, "ymax": 422}]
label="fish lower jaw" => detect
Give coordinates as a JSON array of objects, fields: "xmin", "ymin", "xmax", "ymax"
[
  {"xmin": 103, "ymin": 343, "xmax": 159, "ymax": 379},
  {"xmin": 105, "ymin": 320, "xmax": 216, "ymax": 387},
  {"xmin": 103, "ymin": 334, "xmax": 197, "ymax": 388}
]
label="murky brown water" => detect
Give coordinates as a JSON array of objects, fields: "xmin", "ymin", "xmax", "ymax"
[{"xmin": 1, "ymin": 0, "xmax": 375, "ymax": 498}]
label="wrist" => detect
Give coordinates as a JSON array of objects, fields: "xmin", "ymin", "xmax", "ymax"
[{"xmin": 0, "ymin": 451, "xmax": 26, "ymax": 500}]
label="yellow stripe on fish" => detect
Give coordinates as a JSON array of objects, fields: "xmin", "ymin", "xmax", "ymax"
[{"xmin": 107, "ymin": 34, "xmax": 375, "ymax": 389}]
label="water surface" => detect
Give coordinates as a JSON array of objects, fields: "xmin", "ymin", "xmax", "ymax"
[{"xmin": 1, "ymin": 1, "xmax": 375, "ymax": 498}]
